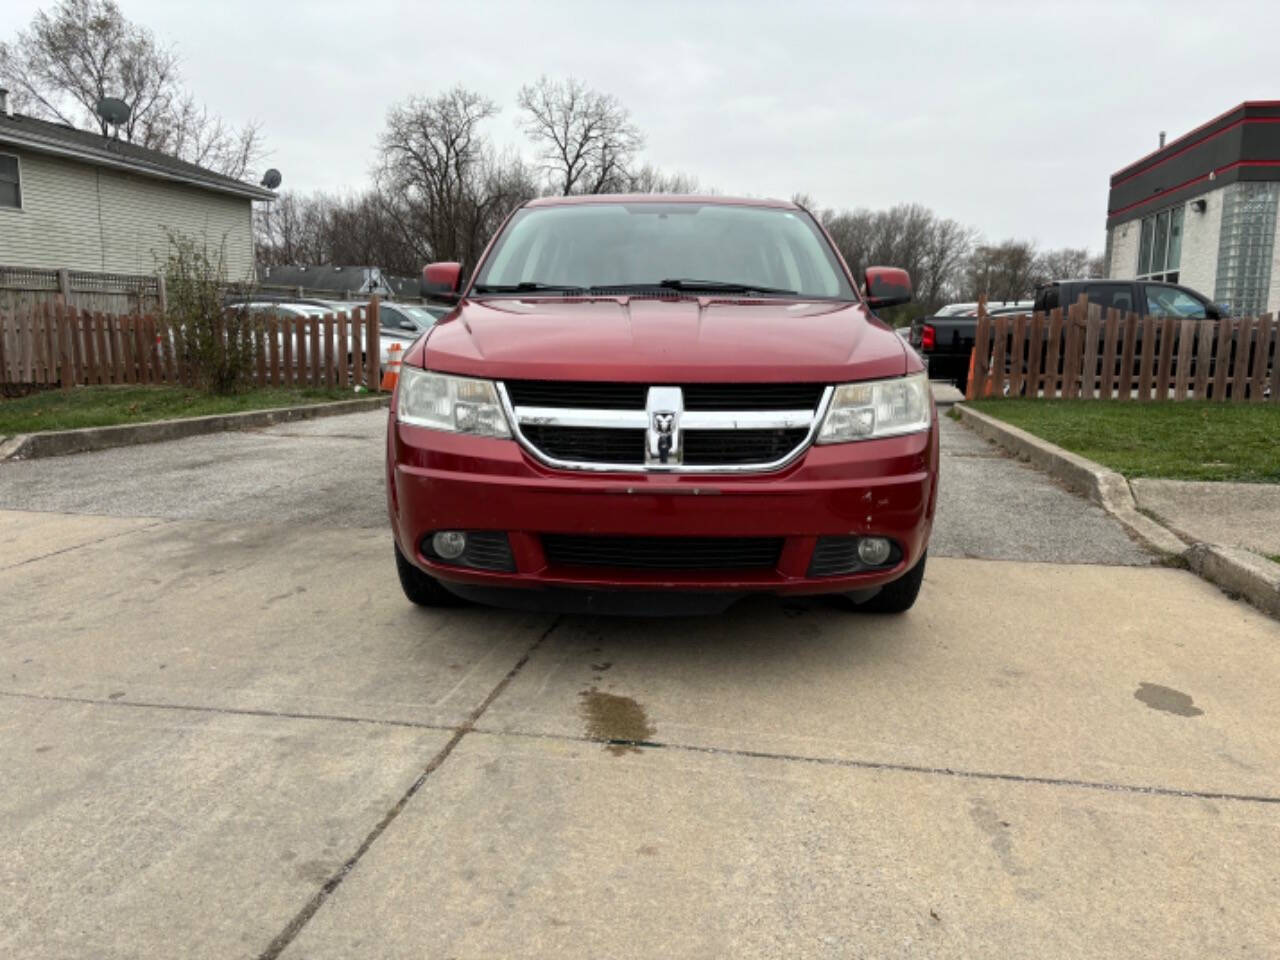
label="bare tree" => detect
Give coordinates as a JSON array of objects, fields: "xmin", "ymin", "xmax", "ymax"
[
  {"xmin": 963, "ymin": 240, "xmax": 1040, "ymax": 302},
  {"xmin": 626, "ymin": 163, "xmax": 700, "ymax": 194},
  {"xmin": 375, "ymin": 88, "xmax": 538, "ymax": 274},
  {"xmin": 0, "ymin": 0, "xmax": 263, "ymax": 178},
  {"xmin": 817, "ymin": 203, "xmax": 975, "ymax": 314},
  {"xmin": 517, "ymin": 76, "xmax": 643, "ymax": 195},
  {"xmin": 1033, "ymin": 246, "xmax": 1104, "ymax": 286}
]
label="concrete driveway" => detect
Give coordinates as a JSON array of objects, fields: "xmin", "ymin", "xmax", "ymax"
[{"xmin": 1, "ymin": 410, "xmax": 1277, "ymax": 959}]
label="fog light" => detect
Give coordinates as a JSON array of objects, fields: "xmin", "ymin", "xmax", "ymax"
[
  {"xmin": 857, "ymin": 537, "xmax": 892, "ymax": 566},
  {"xmin": 432, "ymin": 530, "xmax": 467, "ymax": 559}
]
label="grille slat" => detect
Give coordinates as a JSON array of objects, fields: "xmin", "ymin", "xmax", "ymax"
[
  {"xmin": 505, "ymin": 381, "xmax": 824, "ymax": 412},
  {"xmin": 506, "ymin": 381, "xmax": 647, "ymax": 410},
  {"xmin": 683, "ymin": 428, "xmax": 810, "ymax": 465},
  {"xmin": 681, "ymin": 384, "xmax": 825, "ymax": 411},
  {"xmin": 543, "ymin": 535, "xmax": 783, "ymax": 570},
  {"xmin": 520, "ymin": 425, "xmax": 644, "ymax": 464}
]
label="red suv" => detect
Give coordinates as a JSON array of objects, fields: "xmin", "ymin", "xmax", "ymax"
[{"xmin": 387, "ymin": 196, "xmax": 938, "ymax": 615}]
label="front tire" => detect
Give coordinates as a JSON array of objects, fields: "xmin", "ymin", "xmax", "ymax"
[
  {"xmin": 847, "ymin": 550, "xmax": 927, "ymax": 614},
  {"xmin": 395, "ymin": 542, "xmax": 466, "ymax": 607}
]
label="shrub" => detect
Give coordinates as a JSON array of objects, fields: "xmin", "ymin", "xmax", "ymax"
[{"xmin": 162, "ymin": 233, "xmax": 260, "ymax": 394}]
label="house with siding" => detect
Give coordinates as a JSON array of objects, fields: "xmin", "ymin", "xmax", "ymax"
[{"xmin": 0, "ymin": 90, "xmax": 273, "ymax": 286}]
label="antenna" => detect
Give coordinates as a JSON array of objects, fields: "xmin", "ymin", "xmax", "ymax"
[
  {"xmin": 95, "ymin": 97, "xmax": 131, "ymax": 135},
  {"xmin": 260, "ymin": 168, "xmax": 282, "ymax": 189}
]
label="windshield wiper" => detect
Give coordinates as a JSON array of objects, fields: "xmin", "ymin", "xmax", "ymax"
[
  {"xmin": 657, "ymin": 279, "xmax": 798, "ymax": 295},
  {"xmin": 472, "ymin": 281, "xmax": 586, "ymax": 295}
]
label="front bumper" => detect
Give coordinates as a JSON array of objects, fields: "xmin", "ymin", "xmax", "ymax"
[{"xmin": 387, "ymin": 412, "xmax": 938, "ymax": 597}]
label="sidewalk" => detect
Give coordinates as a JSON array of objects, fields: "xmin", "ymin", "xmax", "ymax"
[
  {"xmin": 1131, "ymin": 480, "xmax": 1280, "ymax": 561},
  {"xmin": 953, "ymin": 404, "xmax": 1280, "ymax": 620}
]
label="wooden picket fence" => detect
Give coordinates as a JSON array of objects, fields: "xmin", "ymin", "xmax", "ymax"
[
  {"xmin": 0, "ymin": 299, "xmax": 385, "ymax": 392},
  {"xmin": 967, "ymin": 295, "xmax": 1277, "ymax": 402}
]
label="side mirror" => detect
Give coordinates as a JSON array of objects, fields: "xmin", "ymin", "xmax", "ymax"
[
  {"xmin": 421, "ymin": 262, "xmax": 463, "ymax": 302},
  {"xmin": 864, "ymin": 266, "xmax": 912, "ymax": 309},
  {"xmin": 399, "ymin": 320, "xmax": 417, "ymax": 331}
]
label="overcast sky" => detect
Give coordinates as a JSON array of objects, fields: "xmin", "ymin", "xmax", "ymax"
[{"xmin": 11, "ymin": 0, "xmax": 1280, "ymax": 250}]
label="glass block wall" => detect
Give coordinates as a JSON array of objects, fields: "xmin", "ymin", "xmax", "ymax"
[{"xmin": 1214, "ymin": 182, "xmax": 1278, "ymax": 316}]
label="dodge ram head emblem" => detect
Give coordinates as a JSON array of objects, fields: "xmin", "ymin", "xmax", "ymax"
[
  {"xmin": 645, "ymin": 387, "xmax": 683, "ymax": 467},
  {"xmin": 651, "ymin": 412, "xmax": 676, "ymax": 463}
]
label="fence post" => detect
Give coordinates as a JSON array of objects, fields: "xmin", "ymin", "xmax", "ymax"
[
  {"xmin": 366, "ymin": 296, "xmax": 381, "ymax": 391},
  {"xmin": 1249, "ymin": 314, "xmax": 1271, "ymax": 403},
  {"xmin": 1009, "ymin": 312, "xmax": 1026, "ymax": 397},
  {"xmin": 1231, "ymin": 316, "xmax": 1254, "ymax": 402},
  {"xmin": 337, "ymin": 312, "xmax": 349, "ymax": 388},
  {"xmin": 0, "ymin": 309, "xmax": 8, "ymax": 387},
  {"xmin": 156, "ymin": 274, "xmax": 168, "ymax": 314},
  {"xmin": 57, "ymin": 268, "xmax": 71, "ymax": 303},
  {"xmin": 968, "ymin": 295, "xmax": 989, "ymax": 400},
  {"xmin": 57, "ymin": 301, "xmax": 73, "ymax": 390},
  {"xmin": 1082, "ymin": 302, "xmax": 1102, "ymax": 399},
  {"xmin": 1212, "ymin": 317, "xmax": 1232, "ymax": 401},
  {"xmin": 1269, "ymin": 316, "xmax": 1280, "ymax": 404}
]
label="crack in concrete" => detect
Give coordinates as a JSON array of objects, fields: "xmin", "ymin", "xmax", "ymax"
[
  {"xmin": 0, "ymin": 519, "xmax": 171, "ymax": 571},
  {"xmin": 0, "ymin": 689, "xmax": 457, "ymax": 733},
  {"xmin": 466, "ymin": 727, "xmax": 1280, "ymax": 807},
  {"xmin": 254, "ymin": 615, "xmax": 563, "ymax": 960}
]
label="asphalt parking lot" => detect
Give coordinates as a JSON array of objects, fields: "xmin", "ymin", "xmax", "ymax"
[{"xmin": 2, "ymin": 409, "xmax": 1277, "ymax": 958}]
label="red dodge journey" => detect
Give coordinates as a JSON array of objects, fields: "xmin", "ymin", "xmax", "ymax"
[{"xmin": 387, "ymin": 195, "xmax": 938, "ymax": 615}]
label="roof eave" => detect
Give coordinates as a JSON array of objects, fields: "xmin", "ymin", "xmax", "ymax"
[{"xmin": 0, "ymin": 127, "xmax": 275, "ymax": 201}]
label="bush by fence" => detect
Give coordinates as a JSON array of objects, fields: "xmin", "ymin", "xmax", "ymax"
[{"xmin": 967, "ymin": 295, "xmax": 1277, "ymax": 403}]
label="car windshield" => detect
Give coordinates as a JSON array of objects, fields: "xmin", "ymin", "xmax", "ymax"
[
  {"xmin": 474, "ymin": 202, "xmax": 855, "ymax": 299},
  {"xmin": 395, "ymin": 305, "xmax": 441, "ymax": 328}
]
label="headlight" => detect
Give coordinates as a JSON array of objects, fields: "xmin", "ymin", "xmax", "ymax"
[
  {"xmin": 396, "ymin": 367, "xmax": 511, "ymax": 438},
  {"xmin": 816, "ymin": 372, "xmax": 931, "ymax": 443}
]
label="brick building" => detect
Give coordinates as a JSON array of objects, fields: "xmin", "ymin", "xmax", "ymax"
[{"xmin": 1105, "ymin": 101, "xmax": 1280, "ymax": 316}]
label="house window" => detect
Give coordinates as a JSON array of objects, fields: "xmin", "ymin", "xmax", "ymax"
[
  {"xmin": 0, "ymin": 153, "xmax": 20, "ymax": 209},
  {"xmin": 1137, "ymin": 204, "xmax": 1183, "ymax": 282}
]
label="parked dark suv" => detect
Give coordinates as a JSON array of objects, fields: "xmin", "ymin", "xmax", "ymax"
[
  {"xmin": 1032, "ymin": 279, "xmax": 1223, "ymax": 320},
  {"xmin": 911, "ymin": 278, "xmax": 1224, "ymax": 392}
]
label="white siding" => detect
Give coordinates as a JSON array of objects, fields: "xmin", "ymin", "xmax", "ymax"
[
  {"xmin": 0, "ymin": 146, "xmax": 255, "ymax": 280},
  {"xmin": 1177, "ymin": 189, "xmax": 1224, "ymax": 301},
  {"xmin": 1107, "ymin": 221, "xmax": 1139, "ymax": 279}
]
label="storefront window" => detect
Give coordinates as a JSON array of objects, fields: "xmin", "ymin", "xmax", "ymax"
[{"xmin": 1137, "ymin": 204, "xmax": 1183, "ymax": 282}]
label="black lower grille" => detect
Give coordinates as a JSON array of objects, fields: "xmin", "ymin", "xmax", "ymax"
[
  {"xmin": 683, "ymin": 428, "xmax": 809, "ymax": 465},
  {"xmin": 542, "ymin": 535, "xmax": 783, "ymax": 570},
  {"xmin": 522, "ymin": 424, "xmax": 644, "ymax": 464}
]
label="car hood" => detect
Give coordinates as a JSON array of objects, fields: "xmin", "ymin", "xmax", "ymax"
[{"xmin": 411, "ymin": 297, "xmax": 912, "ymax": 383}]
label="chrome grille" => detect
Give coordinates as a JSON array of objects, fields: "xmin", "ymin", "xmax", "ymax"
[{"xmin": 499, "ymin": 382, "xmax": 830, "ymax": 473}]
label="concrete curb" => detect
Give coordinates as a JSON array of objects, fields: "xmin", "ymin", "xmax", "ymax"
[
  {"xmin": 1185, "ymin": 544, "xmax": 1280, "ymax": 620},
  {"xmin": 952, "ymin": 404, "xmax": 1280, "ymax": 620},
  {"xmin": 1, "ymin": 396, "xmax": 390, "ymax": 461}
]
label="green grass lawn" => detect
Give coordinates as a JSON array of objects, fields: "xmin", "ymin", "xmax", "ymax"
[
  {"xmin": 967, "ymin": 399, "xmax": 1280, "ymax": 483},
  {"xmin": 0, "ymin": 386, "xmax": 364, "ymax": 435}
]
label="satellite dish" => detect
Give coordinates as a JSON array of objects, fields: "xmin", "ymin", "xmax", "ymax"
[
  {"xmin": 95, "ymin": 97, "xmax": 131, "ymax": 127},
  {"xmin": 260, "ymin": 168, "xmax": 282, "ymax": 189}
]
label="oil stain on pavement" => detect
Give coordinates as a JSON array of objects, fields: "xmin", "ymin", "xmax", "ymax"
[
  {"xmin": 1134, "ymin": 682, "xmax": 1204, "ymax": 717},
  {"xmin": 578, "ymin": 689, "xmax": 656, "ymax": 755}
]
